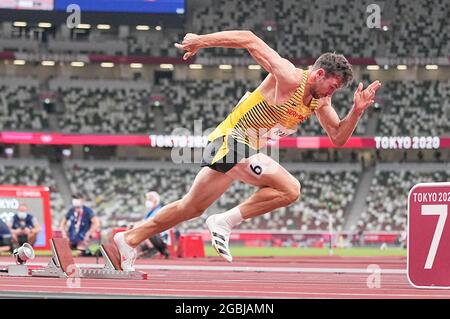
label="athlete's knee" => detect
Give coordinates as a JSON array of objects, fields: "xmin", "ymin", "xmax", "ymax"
[{"xmin": 280, "ymin": 179, "xmax": 301, "ymax": 205}]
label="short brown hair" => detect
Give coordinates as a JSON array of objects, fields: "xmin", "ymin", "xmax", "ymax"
[{"xmin": 312, "ymin": 53, "xmax": 353, "ymax": 87}]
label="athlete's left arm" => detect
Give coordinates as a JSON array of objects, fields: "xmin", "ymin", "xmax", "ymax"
[{"xmin": 315, "ymin": 81, "xmax": 381, "ymax": 146}]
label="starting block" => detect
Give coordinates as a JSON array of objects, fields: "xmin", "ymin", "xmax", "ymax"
[{"xmin": 2, "ymin": 238, "xmax": 147, "ymax": 280}]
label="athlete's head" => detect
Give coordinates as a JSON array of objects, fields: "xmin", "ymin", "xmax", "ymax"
[{"xmin": 309, "ymin": 53, "xmax": 353, "ymax": 99}]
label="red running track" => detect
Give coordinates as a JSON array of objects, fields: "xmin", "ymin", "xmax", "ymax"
[{"xmin": 0, "ymin": 256, "xmax": 449, "ymax": 298}]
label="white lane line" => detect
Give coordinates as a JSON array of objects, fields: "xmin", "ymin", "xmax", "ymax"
[
  {"xmin": 0, "ymin": 283, "xmax": 448, "ymax": 298},
  {"xmin": 0, "ymin": 261, "xmax": 406, "ymax": 274}
]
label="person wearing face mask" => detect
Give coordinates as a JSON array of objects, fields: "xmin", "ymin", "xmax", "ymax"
[
  {"xmin": 140, "ymin": 191, "xmax": 170, "ymax": 259},
  {"xmin": 60, "ymin": 193, "xmax": 100, "ymax": 255},
  {"xmin": 143, "ymin": 191, "xmax": 162, "ymax": 220},
  {"xmin": 10, "ymin": 203, "xmax": 41, "ymax": 247}
]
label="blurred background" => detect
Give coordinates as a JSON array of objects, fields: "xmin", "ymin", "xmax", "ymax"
[{"xmin": 0, "ymin": 0, "xmax": 448, "ymax": 257}]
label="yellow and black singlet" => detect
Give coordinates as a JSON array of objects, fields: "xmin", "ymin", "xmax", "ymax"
[{"xmin": 207, "ymin": 70, "xmax": 319, "ymax": 165}]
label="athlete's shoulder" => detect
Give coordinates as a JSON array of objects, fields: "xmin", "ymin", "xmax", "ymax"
[{"xmin": 279, "ymin": 67, "xmax": 302, "ymax": 89}]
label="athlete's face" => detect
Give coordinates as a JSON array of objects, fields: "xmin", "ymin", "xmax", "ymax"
[{"xmin": 310, "ymin": 71, "xmax": 342, "ymax": 99}]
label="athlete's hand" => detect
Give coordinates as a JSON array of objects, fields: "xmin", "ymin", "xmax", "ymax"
[
  {"xmin": 353, "ymin": 80, "xmax": 381, "ymax": 114},
  {"xmin": 174, "ymin": 33, "xmax": 201, "ymax": 60}
]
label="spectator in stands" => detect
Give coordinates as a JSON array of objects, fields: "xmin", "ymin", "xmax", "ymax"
[
  {"xmin": 60, "ymin": 193, "xmax": 100, "ymax": 255},
  {"xmin": 10, "ymin": 203, "xmax": 41, "ymax": 247},
  {"xmin": 0, "ymin": 218, "xmax": 13, "ymax": 252},
  {"xmin": 139, "ymin": 191, "xmax": 170, "ymax": 259}
]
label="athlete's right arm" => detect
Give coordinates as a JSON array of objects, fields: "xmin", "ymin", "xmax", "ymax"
[{"xmin": 175, "ymin": 31, "xmax": 297, "ymax": 85}]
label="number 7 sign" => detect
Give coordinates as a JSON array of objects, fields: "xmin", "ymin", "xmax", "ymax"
[{"xmin": 408, "ymin": 183, "xmax": 450, "ymax": 288}]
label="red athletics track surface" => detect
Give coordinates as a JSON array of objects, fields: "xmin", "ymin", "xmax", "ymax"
[{"xmin": 0, "ymin": 256, "xmax": 449, "ymax": 298}]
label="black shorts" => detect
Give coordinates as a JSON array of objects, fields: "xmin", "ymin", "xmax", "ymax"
[{"xmin": 201, "ymin": 135, "xmax": 258, "ymax": 173}]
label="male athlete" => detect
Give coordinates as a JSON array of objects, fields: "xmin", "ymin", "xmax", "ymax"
[{"xmin": 114, "ymin": 30, "xmax": 381, "ymax": 270}]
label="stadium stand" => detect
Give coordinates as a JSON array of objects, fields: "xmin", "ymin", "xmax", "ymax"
[
  {"xmin": 357, "ymin": 164, "xmax": 450, "ymax": 231},
  {"xmin": 377, "ymin": 80, "xmax": 450, "ymax": 136},
  {"xmin": 49, "ymin": 78, "xmax": 155, "ymax": 134},
  {"xmin": 0, "ymin": 78, "xmax": 49, "ymax": 131},
  {"xmin": 63, "ymin": 161, "xmax": 360, "ymax": 231}
]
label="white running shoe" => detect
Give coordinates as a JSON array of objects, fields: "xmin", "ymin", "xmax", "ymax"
[
  {"xmin": 113, "ymin": 232, "xmax": 137, "ymax": 271},
  {"xmin": 205, "ymin": 214, "xmax": 233, "ymax": 263}
]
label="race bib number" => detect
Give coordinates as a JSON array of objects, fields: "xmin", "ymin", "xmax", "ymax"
[{"xmin": 260, "ymin": 124, "xmax": 297, "ymax": 142}]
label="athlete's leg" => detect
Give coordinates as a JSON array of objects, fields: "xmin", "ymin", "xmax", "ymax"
[
  {"xmin": 227, "ymin": 153, "xmax": 301, "ymax": 219},
  {"xmin": 206, "ymin": 153, "xmax": 300, "ymax": 262},
  {"xmin": 115, "ymin": 167, "xmax": 233, "ymax": 270},
  {"xmin": 117, "ymin": 166, "xmax": 233, "ymax": 248}
]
